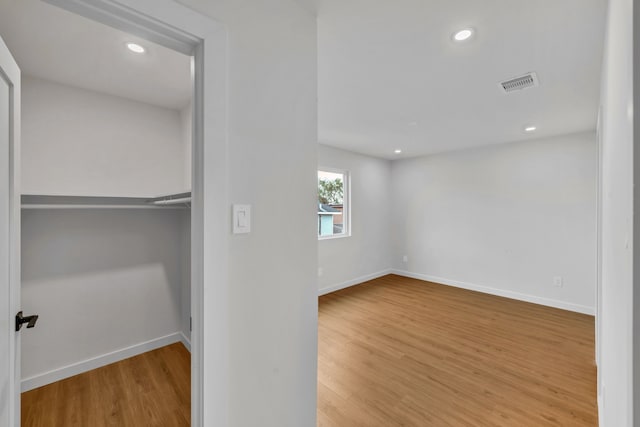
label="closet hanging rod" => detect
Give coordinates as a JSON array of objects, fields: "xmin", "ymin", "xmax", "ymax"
[
  {"xmin": 151, "ymin": 197, "xmax": 191, "ymax": 206},
  {"xmin": 21, "ymin": 193, "xmax": 192, "ymax": 209}
]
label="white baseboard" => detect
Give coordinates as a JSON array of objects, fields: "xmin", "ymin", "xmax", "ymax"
[
  {"xmin": 21, "ymin": 332, "xmax": 183, "ymax": 392},
  {"xmin": 597, "ymin": 389, "xmax": 604, "ymax": 427},
  {"xmin": 180, "ymin": 331, "xmax": 191, "ymax": 352},
  {"xmin": 318, "ymin": 269, "xmax": 392, "ymax": 296},
  {"xmin": 391, "ymin": 270, "xmax": 595, "ymax": 315}
]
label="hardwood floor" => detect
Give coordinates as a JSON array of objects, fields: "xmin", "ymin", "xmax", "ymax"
[
  {"xmin": 20, "ymin": 276, "xmax": 597, "ymax": 426},
  {"xmin": 21, "ymin": 342, "xmax": 190, "ymax": 427},
  {"xmin": 318, "ymin": 274, "xmax": 597, "ymax": 427}
]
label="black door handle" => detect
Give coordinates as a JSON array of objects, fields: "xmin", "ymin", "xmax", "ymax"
[{"xmin": 16, "ymin": 311, "xmax": 39, "ymax": 331}]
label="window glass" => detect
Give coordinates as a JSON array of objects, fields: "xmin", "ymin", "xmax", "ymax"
[{"xmin": 318, "ymin": 170, "xmax": 349, "ymax": 238}]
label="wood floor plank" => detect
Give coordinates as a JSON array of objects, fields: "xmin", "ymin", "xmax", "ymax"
[
  {"xmin": 21, "ymin": 342, "xmax": 190, "ymax": 427},
  {"xmin": 317, "ymin": 274, "xmax": 597, "ymax": 427}
]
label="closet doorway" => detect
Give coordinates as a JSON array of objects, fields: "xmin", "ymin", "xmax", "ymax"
[{"xmin": 0, "ymin": 0, "xmax": 227, "ymax": 426}]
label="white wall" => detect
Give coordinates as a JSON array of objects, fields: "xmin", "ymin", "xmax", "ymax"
[
  {"xmin": 180, "ymin": 211, "xmax": 191, "ymax": 344},
  {"xmin": 318, "ymin": 144, "xmax": 391, "ymax": 293},
  {"xmin": 179, "ymin": 104, "xmax": 191, "ymax": 344},
  {"xmin": 180, "ymin": 103, "xmax": 192, "ymax": 191},
  {"xmin": 598, "ymin": 0, "xmax": 635, "ymax": 424},
  {"xmin": 21, "ymin": 75, "xmax": 189, "ymax": 197},
  {"xmin": 390, "ymin": 132, "xmax": 597, "ymax": 314},
  {"xmin": 176, "ymin": 1, "xmax": 319, "ymax": 426},
  {"xmin": 19, "ymin": 72, "xmax": 193, "ymax": 387},
  {"xmin": 21, "ymin": 209, "xmax": 190, "ymax": 386}
]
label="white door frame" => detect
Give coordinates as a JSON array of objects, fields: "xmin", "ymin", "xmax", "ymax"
[
  {"xmin": 595, "ymin": 108, "xmax": 603, "ymax": 393},
  {"xmin": 0, "ymin": 33, "xmax": 22, "ymax": 427},
  {"xmin": 39, "ymin": 1, "xmax": 229, "ymax": 426}
]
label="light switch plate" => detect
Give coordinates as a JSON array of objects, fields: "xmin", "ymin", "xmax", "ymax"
[{"xmin": 233, "ymin": 204, "xmax": 251, "ymax": 234}]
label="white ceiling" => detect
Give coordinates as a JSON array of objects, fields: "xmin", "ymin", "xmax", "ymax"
[
  {"xmin": 0, "ymin": 0, "xmax": 191, "ymax": 110},
  {"xmin": 318, "ymin": 0, "xmax": 607, "ymax": 159}
]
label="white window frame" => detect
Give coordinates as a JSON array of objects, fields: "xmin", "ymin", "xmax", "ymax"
[{"xmin": 317, "ymin": 167, "xmax": 351, "ymax": 240}]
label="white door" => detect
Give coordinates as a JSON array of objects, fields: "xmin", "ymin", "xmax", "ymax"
[{"xmin": 0, "ymin": 35, "xmax": 21, "ymax": 427}]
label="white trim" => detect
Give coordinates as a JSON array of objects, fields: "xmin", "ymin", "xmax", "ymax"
[
  {"xmin": 318, "ymin": 269, "xmax": 392, "ymax": 296},
  {"xmin": 318, "ymin": 233, "xmax": 350, "ymax": 241},
  {"xmin": 597, "ymin": 391, "xmax": 604, "ymax": 427},
  {"xmin": 181, "ymin": 332, "xmax": 192, "ymax": 352},
  {"xmin": 595, "ymin": 107, "xmax": 603, "ymax": 374},
  {"xmin": 20, "ymin": 332, "xmax": 183, "ymax": 392},
  {"xmin": 1, "ymin": 31, "xmax": 22, "ymax": 427},
  {"xmin": 391, "ymin": 270, "xmax": 595, "ymax": 315}
]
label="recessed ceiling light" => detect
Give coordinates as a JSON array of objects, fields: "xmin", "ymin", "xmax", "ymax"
[
  {"xmin": 394, "ymin": 149, "xmax": 402, "ymax": 154},
  {"xmin": 453, "ymin": 28, "xmax": 474, "ymax": 42},
  {"xmin": 126, "ymin": 43, "xmax": 145, "ymax": 54},
  {"xmin": 524, "ymin": 126, "xmax": 537, "ymax": 132}
]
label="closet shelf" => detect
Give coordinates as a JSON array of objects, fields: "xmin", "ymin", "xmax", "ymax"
[{"xmin": 21, "ymin": 192, "xmax": 191, "ymax": 210}]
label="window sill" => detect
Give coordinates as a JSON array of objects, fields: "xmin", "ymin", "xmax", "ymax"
[{"xmin": 318, "ymin": 233, "xmax": 351, "ymax": 241}]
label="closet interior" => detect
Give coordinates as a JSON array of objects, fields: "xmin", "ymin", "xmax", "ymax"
[{"xmin": 0, "ymin": 0, "xmax": 194, "ymax": 395}]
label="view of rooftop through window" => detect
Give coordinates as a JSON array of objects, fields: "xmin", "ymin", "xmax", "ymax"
[{"xmin": 318, "ymin": 170, "xmax": 347, "ymax": 238}]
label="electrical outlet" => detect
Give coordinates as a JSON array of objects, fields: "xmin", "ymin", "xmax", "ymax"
[
  {"xmin": 318, "ymin": 267, "xmax": 323, "ymax": 277},
  {"xmin": 553, "ymin": 276, "xmax": 563, "ymax": 288},
  {"xmin": 403, "ymin": 255, "xmax": 408, "ymax": 263}
]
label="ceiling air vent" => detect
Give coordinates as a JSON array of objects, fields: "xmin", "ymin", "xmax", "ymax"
[{"xmin": 499, "ymin": 72, "xmax": 539, "ymax": 93}]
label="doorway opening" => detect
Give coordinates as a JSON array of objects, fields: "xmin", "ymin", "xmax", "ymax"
[
  {"xmin": 4, "ymin": 0, "xmax": 194, "ymax": 424},
  {"xmin": 0, "ymin": 0, "xmax": 228, "ymax": 425}
]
